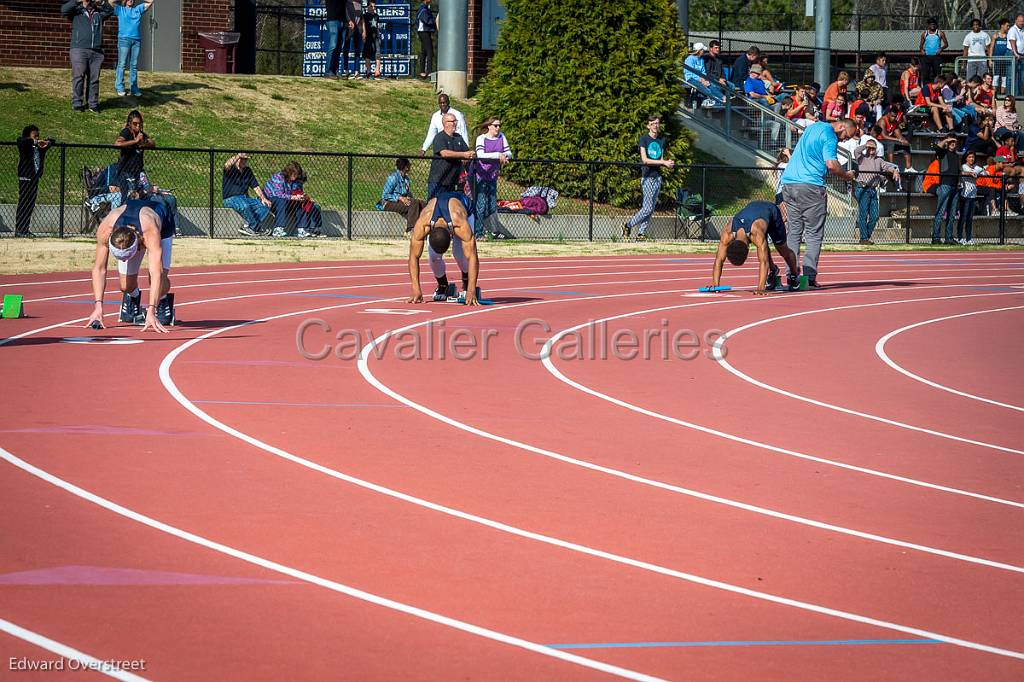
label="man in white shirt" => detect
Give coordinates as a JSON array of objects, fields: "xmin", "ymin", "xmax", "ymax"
[
  {"xmin": 1009, "ymin": 14, "xmax": 1024, "ymax": 97},
  {"xmin": 420, "ymin": 93, "xmax": 468, "ymax": 156},
  {"xmin": 962, "ymin": 18, "xmax": 992, "ymax": 81}
]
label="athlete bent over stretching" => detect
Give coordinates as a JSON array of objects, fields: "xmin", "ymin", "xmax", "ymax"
[
  {"xmin": 86, "ymin": 198, "xmax": 175, "ymax": 332},
  {"xmin": 407, "ymin": 192, "xmax": 480, "ymax": 306},
  {"xmin": 709, "ymin": 200, "xmax": 799, "ymax": 295}
]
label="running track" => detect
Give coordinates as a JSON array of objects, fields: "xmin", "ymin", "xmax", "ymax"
[{"xmin": 1, "ymin": 252, "xmax": 1022, "ymax": 681}]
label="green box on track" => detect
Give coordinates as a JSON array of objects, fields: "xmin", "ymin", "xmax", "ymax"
[{"xmin": 2, "ymin": 294, "xmax": 23, "ymax": 319}]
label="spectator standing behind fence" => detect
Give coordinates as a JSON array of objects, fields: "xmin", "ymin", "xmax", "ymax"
[
  {"xmin": 931, "ymin": 135, "xmax": 960, "ymax": 245},
  {"xmin": 1009, "ymin": 15, "xmax": 1024, "ymax": 97},
  {"xmin": 421, "ymin": 93, "xmax": 468, "ymax": 157},
  {"xmin": 730, "ymin": 46, "xmax": 759, "ymax": 91},
  {"xmin": 427, "ymin": 113, "xmax": 474, "ymax": 199},
  {"xmin": 362, "ymin": 1, "xmax": 382, "ymax": 79},
  {"xmin": 223, "ymin": 153, "xmax": 272, "ymax": 236},
  {"xmin": 990, "ymin": 19, "xmax": 1011, "ymax": 96},
  {"xmin": 622, "ymin": 115, "xmax": 674, "ymax": 242},
  {"xmin": 474, "ymin": 117, "xmax": 515, "ymax": 239},
  {"xmin": 963, "ymin": 19, "xmax": 992, "ymax": 82},
  {"xmin": 852, "ymin": 139, "xmax": 899, "ymax": 245},
  {"xmin": 62, "ymin": 0, "xmax": 114, "ymax": 113},
  {"xmin": 115, "ymin": 110, "xmax": 154, "ymax": 198},
  {"xmin": 779, "ymin": 119, "xmax": 856, "ymax": 288},
  {"xmin": 919, "ymin": 18, "xmax": 948, "ymax": 87},
  {"xmin": 15, "ymin": 125, "xmax": 54, "ymax": 238},
  {"xmin": 958, "ymin": 151, "xmax": 985, "ymax": 245},
  {"xmin": 416, "ymin": 0, "xmax": 437, "ymax": 79},
  {"xmin": 264, "ymin": 162, "xmax": 323, "ymax": 238},
  {"xmin": 381, "ymin": 157, "xmax": 426, "ymax": 232},
  {"xmin": 112, "ymin": 0, "xmax": 153, "ymax": 97}
]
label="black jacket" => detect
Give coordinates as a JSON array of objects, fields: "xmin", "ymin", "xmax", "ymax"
[
  {"xmin": 61, "ymin": 0, "xmax": 113, "ymax": 51},
  {"xmin": 703, "ymin": 54, "xmax": 724, "ymax": 84},
  {"xmin": 17, "ymin": 137, "xmax": 53, "ymax": 181},
  {"xmin": 730, "ymin": 54, "xmax": 753, "ymax": 89},
  {"xmin": 933, "ymin": 145, "xmax": 960, "ymax": 187}
]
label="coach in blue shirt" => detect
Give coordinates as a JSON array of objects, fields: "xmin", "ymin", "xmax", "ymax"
[{"xmin": 779, "ymin": 119, "xmax": 857, "ymax": 288}]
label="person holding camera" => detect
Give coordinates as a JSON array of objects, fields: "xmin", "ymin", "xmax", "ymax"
[
  {"xmin": 16, "ymin": 125, "xmax": 55, "ymax": 237},
  {"xmin": 62, "ymin": 0, "xmax": 114, "ymax": 113}
]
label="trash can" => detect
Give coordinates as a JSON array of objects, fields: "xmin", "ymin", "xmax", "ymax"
[{"xmin": 197, "ymin": 32, "xmax": 240, "ymax": 74}]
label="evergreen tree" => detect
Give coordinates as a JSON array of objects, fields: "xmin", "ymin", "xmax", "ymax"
[{"xmin": 477, "ymin": 0, "xmax": 692, "ymax": 207}]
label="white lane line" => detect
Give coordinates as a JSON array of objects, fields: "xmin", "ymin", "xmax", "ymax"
[
  {"xmin": 711, "ymin": 294, "xmax": 1024, "ymax": 455},
  {"xmin": 5, "ymin": 254, "xmax": 1022, "ymax": 289},
  {"xmin": 0, "ymin": 617, "xmax": 150, "ymax": 681},
  {"xmin": 537, "ymin": 298, "xmax": 1024, "ymax": 510},
  {"xmin": 22, "ymin": 266, "xmax": 696, "ymax": 304},
  {"xmin": 875, "ymin": 306, "xmax": 1024, "ymax": 413},
  {"xmin": 0, "ymin": 448, "xmax": 661, "ymax": 682}
]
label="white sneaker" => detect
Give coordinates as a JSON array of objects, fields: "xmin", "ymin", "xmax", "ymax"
[
  {"xmin": 271, "ymin": 227, "xmax": 287, "ymax": 237},
  {"xmin": 116, "ymin": 90, "xmax": 126, "ymax": 96},
  {"xmin": 965, "ymin": 239, "xmax": 975, "ymax": 245},
  {"xmin": 297, "ymin": 229, "xmax": 311, "ymax": 238}
]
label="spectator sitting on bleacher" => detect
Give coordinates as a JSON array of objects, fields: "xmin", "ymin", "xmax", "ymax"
[
  {"xmin": 900, "ymin": 58, "xmax": 922, "ymax": 102},
  {"xmin": 703, "ymin": 41, "xmax": 730, "ymax": 92},
  {"xmin": 823, "ymin": 71, "xmax": 850, "ymax": 106},
  {"xmin": 918, "ymin": 74, "xmax": 954, "ymax": 132},
  {"xmin": 380, "ymin": 157, "xmax": 426, "ymax": 233},
  {"xmin": 856, "ymin": 69, "xmax": 886, "ymax": 125},
  {"xmin": 969, "ymin": 113, "xmax": 998, "ymax": 158},
  {"xmin": 996, "ymin": 95, "xmax": 1023, "ymax": 148},
  {"xmin": 264, "ymin": 161, "xmax": 324, "ymax": 238},
  {"xmin": 971, "ymin": 74, "xmax": 995, "ymax": 117},
  {"xmin": 757, "ymin": 55, "xmax": 784, "ymax": 96},
  {"xmin": 223, "ymin": 153, "xmax": 272, "ymax": 236},
  {"xmin": 730, "ymin": 46, "xmax": 760, "ymax": 91},
  {"xmin": 824, "ymin": 92, "xmax": 848, "ymax": 122},
  {"xmin": 879, "ymin": 107, "xmax": 913, "ymax": 172},
  {"xmin": 996, "ymin": 131, "xmax": 1020, "ymax": 165},
  {"xmin": 684, "ymin": 43, "xmax": 727, "ymax": 107}
]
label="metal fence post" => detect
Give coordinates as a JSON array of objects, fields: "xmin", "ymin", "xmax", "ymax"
[
  {"xmin": 998, "ymin": 187, "xmax": 1006, "ymax": 245},
  {"xmin": 856, "ymin": 15, "xmax": 862, "ymax": 78},
  {"xmin": 58, "ymin": 144, "xmax": 66, "ymax": 239},
  {"xmin": 277, "ymin": 8, "xmax": 283, "ymax": 75},
  {"xmin": 700, "ymin": 166, "xmax": 707, "ymax": 242},
  {"xmin": 904, "ymin": 180, "xmax": 911, "ymax": 244},
  {"xmin": 587, "ymin": 162, "xmax": 594, "ymax": 241},
  {"xmin": 208, "ymin": 150, "xmax": 215, "ymax": 237},
  {"xmin": 346, "ymin": 154, "xmax": 354, "ymax": 240}
]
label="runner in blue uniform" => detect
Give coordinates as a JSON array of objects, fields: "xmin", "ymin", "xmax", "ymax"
[
  {"xmin": 407, "ymin": 192, "xmax": 481, "ymax": 306},
  {"xmin": 708, "ymin": 200, "xmax": 799, "ymax": 295},
  {"xmin": 86, "ymin": 198, "xmax": 175, "ymax": 332}
]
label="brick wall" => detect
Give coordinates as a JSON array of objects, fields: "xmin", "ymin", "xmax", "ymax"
[
  {"xmin": 465, "ymin": 0, "xmax": 494, "ymax": 83},
  {"xmin": 0, "ymin": 0, "xmax": 231, "ymax": 72}
]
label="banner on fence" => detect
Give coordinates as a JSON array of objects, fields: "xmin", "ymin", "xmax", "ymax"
[{"xmin": 303, "ymin": 1, "xmax": 415, "ymax": 78}]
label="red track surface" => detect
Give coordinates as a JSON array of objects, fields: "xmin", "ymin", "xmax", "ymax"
[{"xmin": 1, "ymin": 252, "xmax": 1022, "ymax": 681}]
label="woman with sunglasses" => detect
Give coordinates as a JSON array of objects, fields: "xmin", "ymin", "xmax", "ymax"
[
  {"xmin": 473, "ymin": 116, "xmax": 515, "ymax": 239},
  {"xmin": 995, "ymin": 96, "xmax": 1024, "ymax": 150}
]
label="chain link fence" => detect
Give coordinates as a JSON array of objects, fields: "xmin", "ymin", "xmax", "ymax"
[{"xmin": 1, "ymin": 142, "xmax": 1021, "ymax": 244}]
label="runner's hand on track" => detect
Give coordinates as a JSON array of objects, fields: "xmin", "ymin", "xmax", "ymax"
[
  {"xmin": 84, "ymin": 308, "xmax": 104, "ymax": 329},
  {"xmin": 141, "ymin": 310, "xmax": 169, "ymax": 333},
  {"xmin": 752, "ymin": 289, "xmax": 770, "ymax": 296},
  {"xmin": 407, "ymin": 291, "xmax": 424, "ymax": 304}
]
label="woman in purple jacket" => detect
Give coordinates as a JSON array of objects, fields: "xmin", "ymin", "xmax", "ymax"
[{"xmin": 473, "ymin": 117, "xmax": 515, "ymax": 239}]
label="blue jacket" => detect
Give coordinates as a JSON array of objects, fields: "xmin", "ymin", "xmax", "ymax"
[
  {"xmin": 381, "ymin": 170, "xmax": 412, "ymax": 203},
  {"xmin": 62, "ymin": 0, "xmax": 114, "ymax": 51}
]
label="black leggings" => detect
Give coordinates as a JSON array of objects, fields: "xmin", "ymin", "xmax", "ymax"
[{"xmin": 418, "ymin": 31, "xmax": 434, "ymax": 74}]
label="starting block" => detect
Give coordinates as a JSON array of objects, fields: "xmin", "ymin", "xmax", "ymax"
[
  {"xmin": 443, "ymin": 287, "xmax": 494, "ymax": 305},
  {"xmin": 697, "ymin": 285, "xmax": 732, "ymax": 293},
  {"xmin": 1, "ymin": 294, "xmax": 24, "ymax": 319}
]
